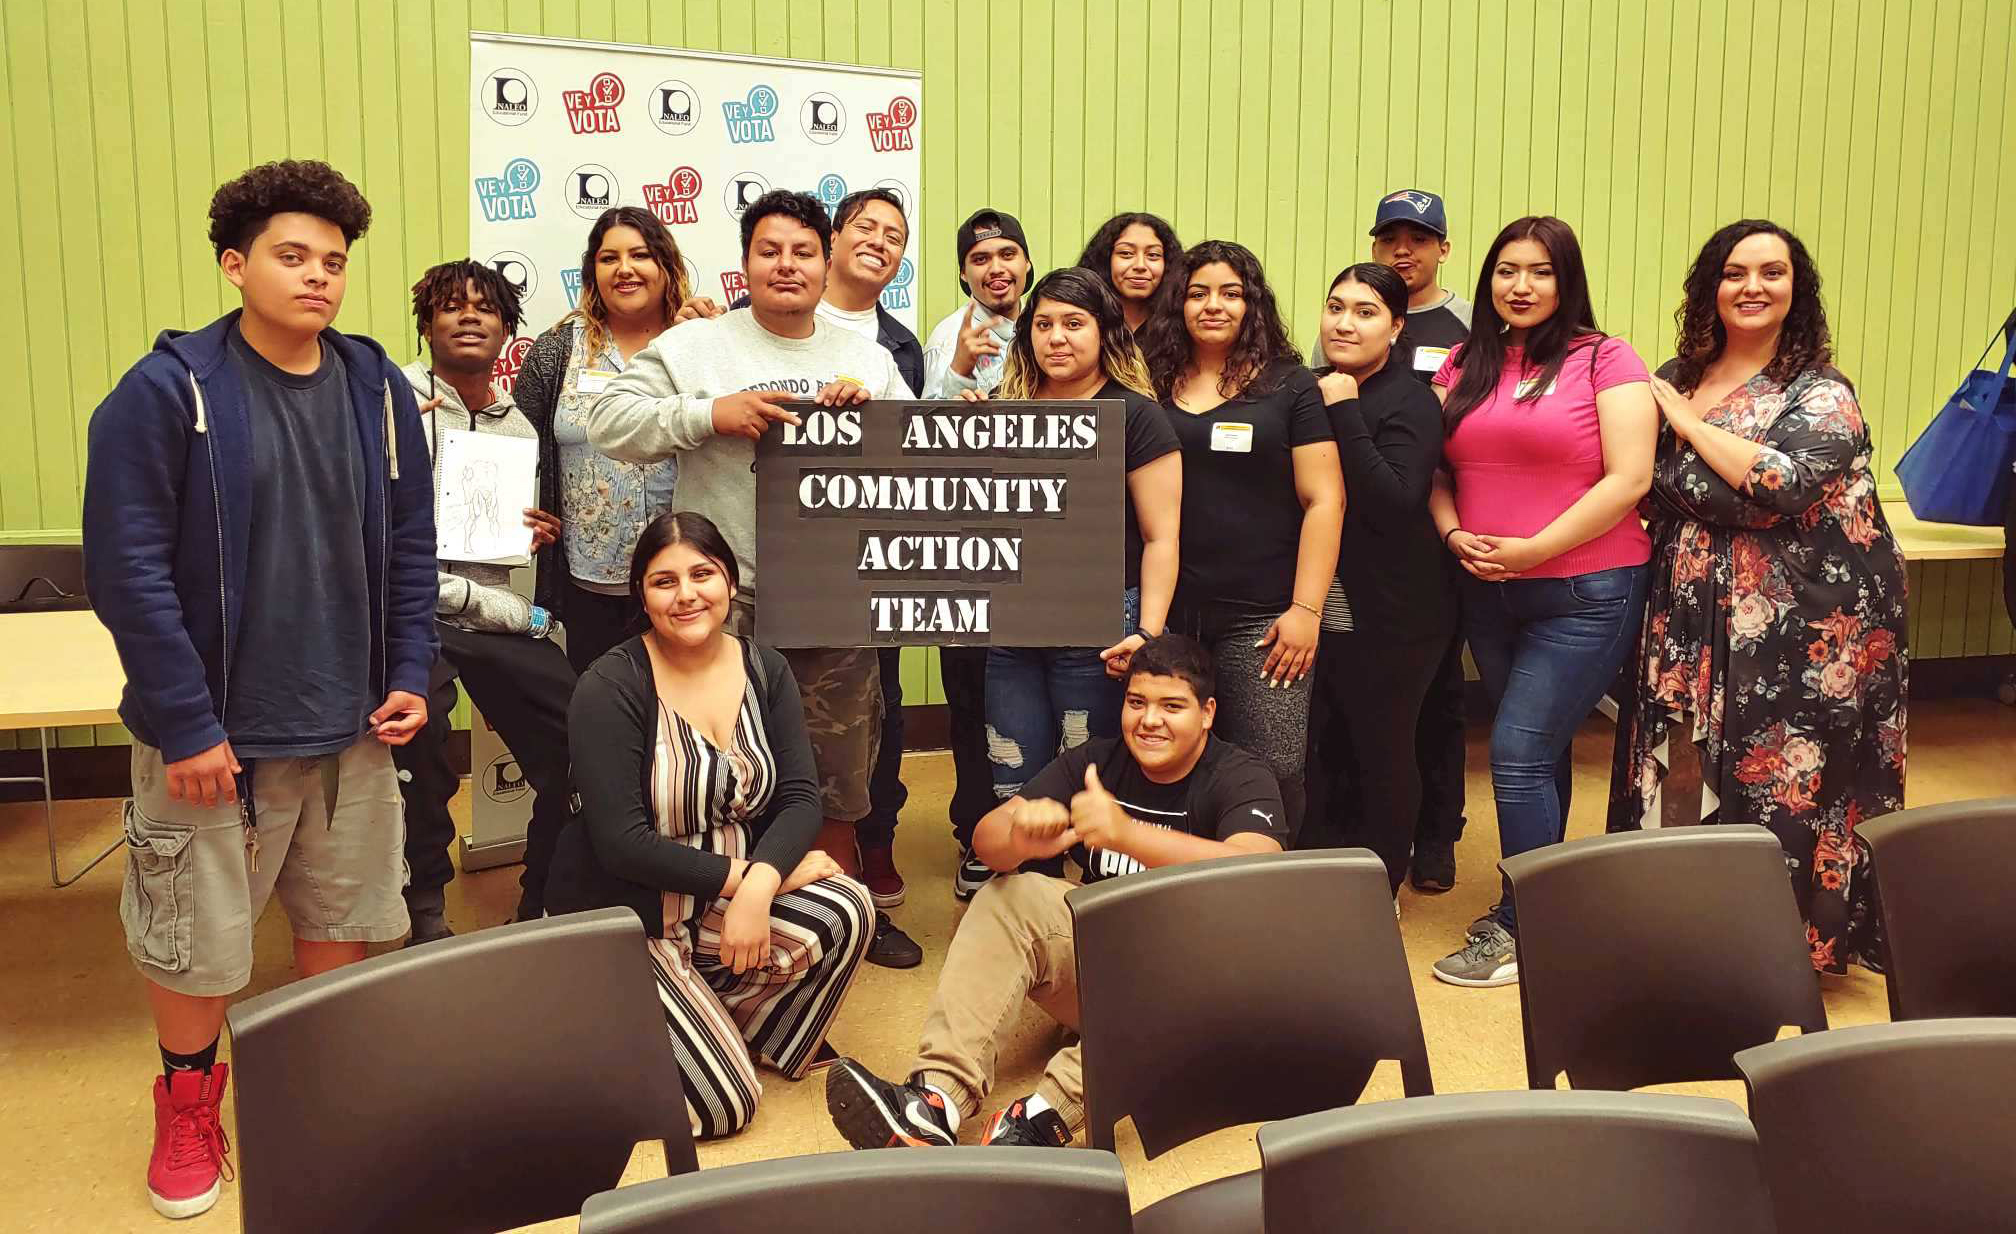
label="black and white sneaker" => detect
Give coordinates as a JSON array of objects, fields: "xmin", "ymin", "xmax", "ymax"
[
  {"xmin": 953, "ymin": 848, "xmax": 994, "ymax": 902},
  {"xmin": 825, "ymin": 1060, "xmax": 956, "ymax": 1149},
  {"xmin": 982, "ymin": 1097, "xmax": 1071, "ymax": 1147}
]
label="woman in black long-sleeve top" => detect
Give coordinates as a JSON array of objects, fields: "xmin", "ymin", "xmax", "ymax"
[
  {"xmin": 1304, "ymin": 264, "xmax": 1460, "ymax": 894},
  {"xmin": 545, "ymin": 511, "xmax": 873, "ymax": 1140}
]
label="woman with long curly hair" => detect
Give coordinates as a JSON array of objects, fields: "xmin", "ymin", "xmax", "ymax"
[
  {"xmin": 957, "ymin": 267, "xmax": 1182, "ymax": 814},
  {"xmin": 1609, "ymin": 219, "xmax": 1907, "ymax": 975},
  {"xmin": 1077, "ymin": 212, "xmax": 1184, "ymax": 334},
  {"xmin": 511, "ymin": 206, "xmax": 710, "ymax": 673},
  {"xmin": 1425, "ymin": 216, "xmax": 1656, "ymax": 988},
  {"xmin": 1146, "ymin": 240, "xmax": 1344, "ymax": 838}
]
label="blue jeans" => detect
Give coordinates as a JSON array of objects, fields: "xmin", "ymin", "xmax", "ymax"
[
  {"xmin": 1463, "ymin": 564, "xmax": 1647, "ymax": 934},
  {"xmin": 984, "ymin": 589, "xmax": 1138, "ymax": 798}
]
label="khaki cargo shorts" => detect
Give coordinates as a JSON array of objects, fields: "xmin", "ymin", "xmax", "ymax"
[{"xmin": 118, "ymin": 738, "xmax": 410, "ymax": 997}]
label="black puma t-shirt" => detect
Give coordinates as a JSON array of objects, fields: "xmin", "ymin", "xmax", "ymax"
[{"xmin": 1016, "ymin": 735, "xmax": 1286, "ymax": 884}]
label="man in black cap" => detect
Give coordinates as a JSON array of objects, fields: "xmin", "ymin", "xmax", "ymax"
[
  {"xmin": 1308, "ymin": 187, "xmax": 1473, "ymax": 896},
  {"xmin": 921, "ymin": 208, "xmax": 1033, "ymax": 398},
  {"xmin": 917, "ymin": 207, "xmax": 1033, "ymax": 902},
  {"xmin": 1310, "ymin": 188, "xmax": 1472, "ymax": 378}
]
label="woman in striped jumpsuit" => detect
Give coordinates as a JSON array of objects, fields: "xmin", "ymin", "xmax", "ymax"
[{"xmin": 548, "ymin": 510, "xmax": 874, "ymax": 1137}]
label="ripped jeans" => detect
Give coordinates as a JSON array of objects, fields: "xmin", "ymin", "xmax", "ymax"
[{"xmin": 984, "ymin": 589, "xmax": 1137, "ymax": 799}]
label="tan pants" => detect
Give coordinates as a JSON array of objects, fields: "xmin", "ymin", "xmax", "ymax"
[{"xmin": 912, "ymin": 872, "xmax": 1085, "ymax": 1132}]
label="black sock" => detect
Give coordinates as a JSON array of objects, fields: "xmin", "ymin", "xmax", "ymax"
[{"xmin": 161, "ymin": 1038, "xmax": 219, "ymax": 1079}]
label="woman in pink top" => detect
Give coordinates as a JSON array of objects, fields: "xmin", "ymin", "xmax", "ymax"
[{"xmin": 1424, "ymin": 216, "xmax": 1657, "ymax": 988}]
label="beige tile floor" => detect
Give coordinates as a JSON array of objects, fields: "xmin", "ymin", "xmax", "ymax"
[{"xmin": 6, "ymin": 701, "xmax": 2014, "ymax": 1231}]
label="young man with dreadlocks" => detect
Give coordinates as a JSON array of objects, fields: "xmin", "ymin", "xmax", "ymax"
[{"xmin": 395, "ymin": 259, "xmax": 576, "ymax": 940}]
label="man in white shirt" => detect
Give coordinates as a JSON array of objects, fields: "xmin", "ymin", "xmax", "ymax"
[
  {"xmin": 818, "ymin": 186, "xmax": 925, "ymax": 968},
  {"xmin": 587, "ymin": 188, "xmax": 911, "ymax": 880},
  {"xmin": 916, "ymin": 207, "xmax": 1035, "ymax": 901},
  {"xmin": 920, "ymin": 208, "xmax": 1032, "ymax": 398}
]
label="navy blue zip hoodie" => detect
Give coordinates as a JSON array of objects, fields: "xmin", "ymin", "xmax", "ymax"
[{"xmin": 82, "ymin": 310, "xmax": 439, "ymax": 763}]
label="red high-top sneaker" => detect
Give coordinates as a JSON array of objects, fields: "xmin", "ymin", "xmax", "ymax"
[{"xmin": 147, "ymin": 1064, "xmax": 232, "ymax": 1219}]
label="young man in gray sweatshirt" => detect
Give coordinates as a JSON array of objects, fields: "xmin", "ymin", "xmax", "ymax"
[
  {"xmin": 587, "ymin": 189, "xmax": 910, "ymax": 879},
  {"xmin": 397, "ymin": 260, "xmax": 575, "ymax": 936}
]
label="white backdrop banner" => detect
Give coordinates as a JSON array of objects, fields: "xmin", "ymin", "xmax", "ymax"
[{"xmin": 469, "ymin": 31, "xmax": 924, "ymax": 395}]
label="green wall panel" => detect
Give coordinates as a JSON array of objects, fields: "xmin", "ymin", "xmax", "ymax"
[{"xmin": 3, "ymin": 0, "xmax": 2011, "ymax": 753}]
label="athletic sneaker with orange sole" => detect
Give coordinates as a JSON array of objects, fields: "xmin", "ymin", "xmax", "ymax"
[{"xmin": 825, "ymin": 1058, "xmax": 956, "ymax": 1148}]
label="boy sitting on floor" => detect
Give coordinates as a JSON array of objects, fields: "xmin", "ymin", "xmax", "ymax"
[{"xmin": 824, "ymin": 632, "xmax": 1286, "ymax": 1148}]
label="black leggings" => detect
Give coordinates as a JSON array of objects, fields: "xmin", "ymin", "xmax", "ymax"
[{"xmin": 1305, "ymin": 627, "xmax": 1448, "ymax": 891}]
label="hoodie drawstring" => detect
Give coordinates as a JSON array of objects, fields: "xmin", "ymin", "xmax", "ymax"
[{"xmin": 189, "ymin": 372, "xmax": 209, "ymax": 434}]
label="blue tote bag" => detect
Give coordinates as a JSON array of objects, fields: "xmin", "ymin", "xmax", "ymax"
[{"xmin": 1895, "ymin": 307, "xmax": 2016, "ymax": 526}]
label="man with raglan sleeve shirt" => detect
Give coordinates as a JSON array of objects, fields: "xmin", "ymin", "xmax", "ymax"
[
  {"xmin": 915, "ymin": 208, "xmax": 1036, "ymax": 900},
  {"xmin": 585, "ymin": 188, "xmax": 909, "ymax": 884}
]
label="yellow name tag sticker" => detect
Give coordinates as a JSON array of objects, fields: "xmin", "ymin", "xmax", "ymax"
[
  {"xmin": 1210, "ymin": 422, "xmax": 1254, "ymax": 453},
  {"xmin": 574, "ymin": 369, "xmax": 620, "ymax": 394},
  {"xmin": 1413, "ymin": 345, "xmax": 1451, "ymax": 372}
]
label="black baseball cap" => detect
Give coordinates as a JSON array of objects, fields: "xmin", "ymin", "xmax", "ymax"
[
  {"xmin": 1369, "ymin": 189, "xmax": 1449, "ymax": 238},
  {"xmin": 955, "ymin": 208, "xmax": 1030, "ymax": 293}
]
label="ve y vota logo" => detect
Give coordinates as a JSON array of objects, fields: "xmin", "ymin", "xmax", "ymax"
[
  {"xmin": 562, "ymin": 71, "xmax": 624, "ymax": 134},
  {"xmin": 643, "ymin": 167, "xmax": 703, "ymax": 226},
  {"xmin": 880, "ymin": 257, "xmax": 915, "ymax": 312},
  {"xmin": 475, "ymin": 158, "xmax": 540, "ymax": 222},
  {"xmin": 814, "ymin": 173, "xmax": 848, "ymax": 215},
  {"xmin": 723, "ymin": 84, "xmax": 779, "ymax": 143},
  {"xmin": 867, "ymin": 96, "xmax": 917, "ymax": 152},
  {"xmin": 481, "ymin": 67, "xmax": 538, "ymax": 126},
  {"xmin": 560, "ymin": 267, "xmax": 583, "ymax": 308}
]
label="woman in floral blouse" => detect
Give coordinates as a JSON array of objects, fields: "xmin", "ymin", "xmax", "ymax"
[
  {"xmin": 514, "ymin": 207, "xmax": 719, "ymax": 673},
  {"xmin": 1611, "ymin": 219, "xmax": 1907, "ymax": 974}
]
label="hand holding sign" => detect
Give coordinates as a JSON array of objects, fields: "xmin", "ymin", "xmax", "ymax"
[
  {"xmin": 1069, "ymin": 764, "xmax": 1133, "ymax": 852},
  {"xmin": 814, "ymin": 377, "xmax": 871, "ymax": 406},
  {"xmin": 712, "ymin": 388, "xmax": 803, "ymax": 439}
]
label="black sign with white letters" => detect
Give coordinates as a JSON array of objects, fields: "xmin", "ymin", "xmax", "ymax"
[{"xmin": 755, "ymin": 399, "xmax": 1125, "ymax": 647}]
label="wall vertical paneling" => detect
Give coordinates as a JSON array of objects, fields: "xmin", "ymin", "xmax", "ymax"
[{"xmin": 0, "ymin": 0, "xmax": 2007, "ymax": 748}]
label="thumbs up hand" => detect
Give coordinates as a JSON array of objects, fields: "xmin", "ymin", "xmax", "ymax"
[{"xmin": 1070, "ymin": 763, "xmax": 1133, "ymax": 852}]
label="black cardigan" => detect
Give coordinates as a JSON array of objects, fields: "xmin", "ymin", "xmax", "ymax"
[
  {"xmin": 544, "ymin": 635, "xmax": 823, "ymax": 937},
  {"xmin": 1323, "ymin": 363, "xmax": 1459, "ymax": 639}
]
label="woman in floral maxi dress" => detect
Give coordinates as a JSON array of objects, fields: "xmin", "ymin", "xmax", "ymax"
[{"xmin": 1611, "ymin": 220, "xmax": 1907, "ymax": 974}]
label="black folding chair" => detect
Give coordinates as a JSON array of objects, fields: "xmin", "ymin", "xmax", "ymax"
[
  {"xmin": 227, "ymin": 908, "xmax": 696, "ymax": 1234},
  {"xmin": 1070, "ymin": 850, "xmax": 1432, "ymax": 1234}
]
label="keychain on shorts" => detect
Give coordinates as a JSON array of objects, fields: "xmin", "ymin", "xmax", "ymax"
[{"xmin": 237, "ymin": 769, "xmax": 259, "ymax": 872}]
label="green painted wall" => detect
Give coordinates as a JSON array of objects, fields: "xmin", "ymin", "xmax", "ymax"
[{"xmin": 3, "ymin": 0, "xmax": 2012, "ymax": 751}]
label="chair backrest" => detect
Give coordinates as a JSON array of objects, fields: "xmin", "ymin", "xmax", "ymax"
[
  {"xmin": 1860, "ymin": 798, "xmax": 2016, "ymax": 1018},
  {"xmin": 1735, "ymin": 1019, "xmax": 2016, "ymax": 1234},
  {"xmin": 226, "ymin": 908, "xmax": 696, "ymax": 1234},
  {"xmin": 0, "ymin": 543, "xmax": 87, "ymax": 611},
  {"xmin": 1258, "ymin": 1091, "xmax": 1774, "ymax": 1234},
  {"xmin": 1069, "ymin": 849, "xmax": 1431, "ymax": 1157},
  {"xmin": 579, "ymin": 1147, "xmax": 1134, "ymax": 1233},
  {"xmin": 1502, "ymin": 826, "xmax": 1826, "ymax": 1090}
]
